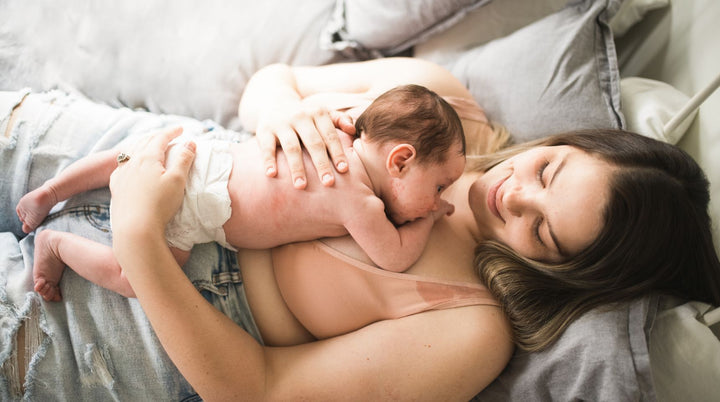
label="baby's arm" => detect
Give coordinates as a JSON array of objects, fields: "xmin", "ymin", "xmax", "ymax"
[
  {"xmin": 344, "ymin": 196, "xmax": 453, "ymax": 272},
  {"xmin": 16, "ymin": 148, "xmax": 120, "ymax": 233}
]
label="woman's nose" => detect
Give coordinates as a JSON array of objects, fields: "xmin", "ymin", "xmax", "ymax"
[{"xmin": 504, "ymin": 184, "xmax": 533, "ymax": 217}]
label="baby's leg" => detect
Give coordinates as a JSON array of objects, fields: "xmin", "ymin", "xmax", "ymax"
[
  {"xmin": 170, "ymin": 247, "xmax": 191, "ymax": 268},
  {"xmin": 16, "ymin": 148, "xmax": 119, "ymax": 233},
  {"xmin": 33, "ymin": 229, "xmax": 136, "ymax": 301}
]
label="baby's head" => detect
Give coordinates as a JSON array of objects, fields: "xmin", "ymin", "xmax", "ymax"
[{"xmin": 355, "ymin": 84, "xmax": 466, "ymax": 224}]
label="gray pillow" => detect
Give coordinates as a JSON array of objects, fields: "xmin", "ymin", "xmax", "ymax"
[
  {"xmin": 0, "ymin": 0, "xmax": 341, "ymax": 132},
  {"xmin": 321, "ymin": 0, "xmax": 493, "ymax": 58},
  {"xmin": 474, "ymin": 295, "xmax": 658, "ymax": 401},
  {"xmin": 448, "ymin": 0, "xmax": 626, "ymax": 142}
]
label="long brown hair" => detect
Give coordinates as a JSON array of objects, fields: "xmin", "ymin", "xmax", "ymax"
[{"xmin": 473, "ymin": 129, "xmax": 720, "ymax": 351}]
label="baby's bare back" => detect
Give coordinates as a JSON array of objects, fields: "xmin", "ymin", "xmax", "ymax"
[{"xmin": 222, "ymin": 140, "xmax": 371, "ymax": 249}]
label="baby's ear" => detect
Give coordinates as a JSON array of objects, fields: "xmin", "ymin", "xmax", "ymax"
[{"xmin": 386, "ymin": 144, "xmax": 417, "ymax": 177}]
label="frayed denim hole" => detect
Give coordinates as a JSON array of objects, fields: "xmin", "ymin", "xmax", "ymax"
[
  {"xmin": 1, "ymin": 89, "xmax": 31, "ymax": 147},
  {"xmin": 0, "ymin": 313, "xmax": 23, "ymax": 399},
  {"xmin": 79, "ymin": 343, "xmax": 116, "ymax": 392},
  {"xmin": 0, "ymin": 299, "xmax": 48, "ymax": 400},
  {"xmin": 0, "ymin": 119, "xmax": 22, "ymax": 151}
]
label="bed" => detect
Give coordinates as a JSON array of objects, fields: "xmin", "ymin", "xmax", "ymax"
[{"xmin": 1, "ymin": 0, "xmax": 718, "ymax": 400}]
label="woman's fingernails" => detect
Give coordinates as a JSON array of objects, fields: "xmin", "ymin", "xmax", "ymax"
[
  {"xmin": 337, "ymin": 161, "xmax": 348, "ymax": 172},
  {"xmin": 294, "ymin": 177, "xmax": 306, "ymax": 188},
  {"xmin": 322, "ymin": 173, "xmax": 333, "ymax": 185},
  {"xmin": 266, "ymin": 166, "xmax": 276, "ymax": 177}
]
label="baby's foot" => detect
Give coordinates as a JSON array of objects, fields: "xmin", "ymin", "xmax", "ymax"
[
  {"xmin": 16, "ymin": 184, "xmax": 58, "ymax": 233},
  {"xmin": 33, "ymin": 230, "xmax": 65, "ymax": 302}
]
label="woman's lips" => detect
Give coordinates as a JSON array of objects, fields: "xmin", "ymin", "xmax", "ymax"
[{"xmin": 487, "ymin": 175, "xmax": 508, "ymax": 223}]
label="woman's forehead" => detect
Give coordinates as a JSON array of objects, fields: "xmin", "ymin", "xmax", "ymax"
[{"xmin": 547, "ymin": 150, "xmax": 612, "ymax": 257}]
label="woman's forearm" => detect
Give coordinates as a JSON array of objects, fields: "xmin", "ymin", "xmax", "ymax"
[
  {"xmin": 114, "ymin": 229, "xmax": 269, "ymax": 400},
  {"xmin": 239, "ymin": 63, "xmax": 303, "ymax": 132},
  {"xmin": 109, "ymin": 130, "xmax": 269, "ymax": 399},
  {"xmin": 239, "ymin": 58, "xmax": 475, "ymax": 133}
]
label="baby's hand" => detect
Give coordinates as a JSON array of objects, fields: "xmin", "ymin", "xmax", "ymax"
[{"xmin": 431, "ymin": 199, "xmax": 455, "ymax": 221}]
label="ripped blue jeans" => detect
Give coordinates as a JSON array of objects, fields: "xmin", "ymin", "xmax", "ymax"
[{"xmin": 0, "ymin": 90, "xmax": 262, "ymax": 401}]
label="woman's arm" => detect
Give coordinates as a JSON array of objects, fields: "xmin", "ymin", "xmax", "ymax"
[
  {"xmin": 239, "ymin": 63, "xmax": 353, "ymax": 189},
  {"xmin": 110, "ymin": 128, "xmax": 513, "ymax": 400},
  {"xmin": 240, "ymin": 58, "xmax": 473, "ymax": 129},
  {"xmin": 239, "ymin": 58, "xmax": 475, "ymax": 190}
]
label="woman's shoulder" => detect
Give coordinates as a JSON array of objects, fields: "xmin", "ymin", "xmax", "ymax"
[
  {"xmin": 372, "ymin": 303, "xmax": 514, "ymax": 398},
  {"xmin": 428, "ymin": 304, "xmax": 514, "ymax": 393}
]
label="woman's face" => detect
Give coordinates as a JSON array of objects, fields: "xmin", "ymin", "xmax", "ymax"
[{"xmin": 469, "ymin": 145, "xmax": 612, "ymax": 263}]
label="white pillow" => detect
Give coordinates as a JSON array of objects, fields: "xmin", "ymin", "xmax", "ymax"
[
  {"xmin": 649, "ymin": 297, "xmax": 720, "ymax": 402},
  {"xmin": 0, "ymin": 0, "xmax": 339, "ymax": 132},
  {"xmin": 620, "ymin": 77, "xmax": 695, "ymax": 144},
  {"xmin": 610, "ymin": 0, "xmax": 669, "ymax": 37},
  {"xmin": 321, "ymin": 0, "xmax": 493, "ymax": 58}
]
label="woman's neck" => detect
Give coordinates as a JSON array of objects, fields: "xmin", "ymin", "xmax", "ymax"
[{"xmin": 445, "ymin": 171, "xmax": 483, "ymax": 244}]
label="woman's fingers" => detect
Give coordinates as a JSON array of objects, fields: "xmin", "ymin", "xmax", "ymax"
[
  {"xmin": 110, "ymin": 126, "xmax": 194, "ymax": 233},
  {"xmin": 275, "ymin": 126, "xmax": 308, "ymax": 189},
  {"xmin": 329, "ymin": 111, "xmax": 354, "ymax": 173},
  {"xmin": 294, "ymin": 112, "xmax": 336, "ymax": 186},
  {"xmin": 255, "ymin": 126, "xmax": 280, "ymax": 178},
  {"xmin": 254, "ymin": 106, "xmax": 352, "ymax": 189},
  {"xmin": 151, "ymin": 126, "xmax": 185, "ymax": 161},
  {"xmin": 165, "ymin": 140, "xmax": 197, "ymax": 186},
  {"xmin": 129, "ymin": 126, "xmax": 183, "ymax": 164},
  {"xmin": 331, "ymin": 110, "xmax": 356, "ymax": 137}
]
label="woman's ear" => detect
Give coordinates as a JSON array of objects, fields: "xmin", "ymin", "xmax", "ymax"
[{"xmin": 386, "ymin": 144, "xmax": 417, "ymax": 177}]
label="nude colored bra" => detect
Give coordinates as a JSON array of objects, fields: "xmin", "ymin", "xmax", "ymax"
[{"xmin": 272, "ymin": 241, "xmax": 499, "ymax": 339}]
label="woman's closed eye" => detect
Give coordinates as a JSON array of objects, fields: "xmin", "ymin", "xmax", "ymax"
[
  {"xmin": 537, "ymin": 160, "xmax": 550, "ymax": 187},
  {"xmin": 532, "ymin": 160, "xmax": 551, "ymax": 249},
  {"xmin": 533, "ymin": 217, "xmax": 545, "ymax": 247}
]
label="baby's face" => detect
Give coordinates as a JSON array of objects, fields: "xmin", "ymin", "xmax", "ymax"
[{"xmin": 385, "ymin": 145, "xmax": 465, "ymax": 225}]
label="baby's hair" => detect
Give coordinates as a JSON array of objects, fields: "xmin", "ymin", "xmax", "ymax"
[{"xmin": 355, "ymin": 84, "xmax": 465, "ymax": 164}]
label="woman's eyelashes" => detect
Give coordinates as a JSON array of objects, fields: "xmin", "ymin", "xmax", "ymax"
[
  {"xmin": 534, "ymin": 217, "xmax": 545, "ymax": 247},
  {"xmin": 534, "ymin": 158, "xmax": 551, "ymax": 248},
  {"xmin": 537, "ymin": 159, "xmax": 550, "ymax": 187}
]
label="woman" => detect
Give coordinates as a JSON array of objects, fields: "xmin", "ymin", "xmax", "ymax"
[{"xmin": 2, "ymin": 58, "xmax": 718, "ymax": 400}]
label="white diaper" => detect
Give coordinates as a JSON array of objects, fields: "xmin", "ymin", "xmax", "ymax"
[{"xmin": 165, "ymin": 138, "xmax": 236, "ymax": 251}]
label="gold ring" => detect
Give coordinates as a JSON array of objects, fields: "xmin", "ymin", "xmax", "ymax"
[{"xmin": 116, "ymin": 152, "xmax": 131, "ymax": 164}]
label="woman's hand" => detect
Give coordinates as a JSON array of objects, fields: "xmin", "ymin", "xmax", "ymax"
[
  {"xmin": 255, "ymin": 104, "xmax": 353, "ymax": 189},
  {"xmin": 240, "ymin": 63, "xmax": 355, "ymax": 190},
  {"xmin": 109, "ymin": 127, "xmax": 196, "ymax": 239}
]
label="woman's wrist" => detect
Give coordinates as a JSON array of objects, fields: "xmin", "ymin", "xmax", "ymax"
[
  {"xmin": 239, "ymin": 63, "xmax": 301, "ymax": 132},
  {"xmin": 112, "ymin": 219, "xmax": 166, "ymax": 259}
]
